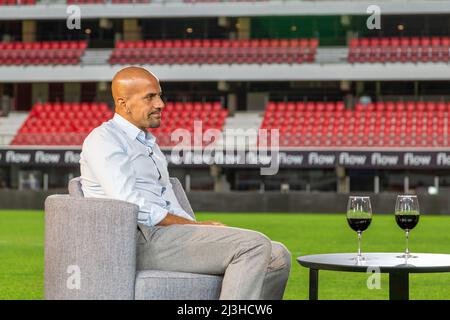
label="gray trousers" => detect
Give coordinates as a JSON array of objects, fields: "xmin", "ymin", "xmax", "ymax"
[{"xmin": 136, "ymin": 223, "xmax": 291, "ymax": 300}]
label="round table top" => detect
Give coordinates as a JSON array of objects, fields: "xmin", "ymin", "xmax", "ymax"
[{"xmin": 297, "ymin": 253, "xmax": 450, "ymax": 273}]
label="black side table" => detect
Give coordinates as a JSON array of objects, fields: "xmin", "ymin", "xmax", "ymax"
[{"xmin": 297, "ymin": 253, "xmax": 450, "ymax": 300}]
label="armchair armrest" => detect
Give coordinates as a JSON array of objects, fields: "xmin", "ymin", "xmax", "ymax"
[
  {"xmin": 169, "ymin": 177, "xmax": 195, "ymax": 220},
  {"xmin": 44, "ymin": 195, "xmax": 139, "ymax": 300}
]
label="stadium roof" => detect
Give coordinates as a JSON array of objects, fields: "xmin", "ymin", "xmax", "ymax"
[{"xmin": 0, "ymin": 1, "xmax": 450, "ymax": 20}]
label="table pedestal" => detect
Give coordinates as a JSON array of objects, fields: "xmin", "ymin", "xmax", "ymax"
[
  {"xmin": 389, "ymin": 272, "xmax": 409, "ymax": 300},
  {"xmin": 308, "ymin": 269, "xmax": 410, "ymax": 300}
]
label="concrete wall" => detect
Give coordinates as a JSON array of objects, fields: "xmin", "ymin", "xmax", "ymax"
[
  {"xmin": 1, "ymin": 190, "xmax": 449, "ymax": 215},
  {"xmin": 188, "ymin": 192, "xmax": 450, "ymax": 215},
  {"xmin": 22, "ymin": 20, "xmax": 36, "ymax": 42},
  {"xmin": 64, "ymin": 83, "xmax": 81, "ymax": 103},
  {"xmin": 0, "ymin": 189, "xmax": 66, "ymax": 210},
  {"xmin": 32, "ymin": 83, "xmax": 48, "ymax": 104}
]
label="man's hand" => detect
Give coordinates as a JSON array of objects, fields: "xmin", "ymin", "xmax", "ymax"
[
  {"xmin": 157, "ymin": 213, "xmax": 226, "ymax": 227},
  {"xmin": 197, "ymin": 220, "xmax": 226, "ymax": 227}
]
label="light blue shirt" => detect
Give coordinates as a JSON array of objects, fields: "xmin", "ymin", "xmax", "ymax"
[{"xmin": 80, "ymin": 113, "xmax": 194, "ymax": 227}]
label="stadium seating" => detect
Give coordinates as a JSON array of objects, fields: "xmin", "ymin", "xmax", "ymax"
[
  {"xmin": 11, "ymin": 102, "xmax": 113, "ymax": 146},
  {"xmin": 0, "ymin": 0, "xmax": 35, "ymax": 5},
  {"xmin": 0, "ymin": 41, "xmax": 88, "ymax": 65},
  {"xmin": 109, "ymin": 38, "xmax": 318, "ymax": 65},
  {"xmin": 150, "ymin": 101, "xmax": 228, "ymax": 146},
  {"xmin": 10, "ymin": 101, "xmax": 227, "ymax": 146},
  {"xmin": 260, "ymin": 101, "xmax": 450, "ymax": 147},
  {"xmin": 9, "ymin": 100, "xmax": 450, "ymax": 148},
  {"xmin": 348, "ymin": 37, "xmax": 450, "ymax": 63}
]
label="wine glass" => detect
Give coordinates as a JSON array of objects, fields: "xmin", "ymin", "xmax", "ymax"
[
  {"xmin": 347, "ymin": 196, "xmax": 372, "ymax": 262},
  {"xmin": 395, "ymin": 195, "xmax": 420, "ymax": 259}
]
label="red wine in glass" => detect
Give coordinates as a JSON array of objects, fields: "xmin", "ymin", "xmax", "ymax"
[
  {"xmin": 347, "ymin": 196, "xmax": 372, "ymax": 262},
  {"xmin": 395, "ymin": 195, "xmax": 420, "ymax": 258}
]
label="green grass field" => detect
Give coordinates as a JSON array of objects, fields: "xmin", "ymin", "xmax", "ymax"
[{"xmin": 1, "ymin": 210, "xmax": 450, "ymax": 300}]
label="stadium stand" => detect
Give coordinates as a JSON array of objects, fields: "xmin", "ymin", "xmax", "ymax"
[
  {"xmin": 10, "ymin": 101, "xmax": 228, "ymax": 146},
  {"xmin": 148, "ymin": 101, "xmax": 228, "ymax": 146},
  {"xmin": 0, "ymin": 41, "xmax": 88, "ymax": 65},
  {"xmin": 11, "ymin": 102, "xmax": 113, "ymax": 146},
  {"xmin": 0, "ymin": 0, "xmax": 35, "ymax": 5},
  {"xmin": 10, "ymin": 99, "xmax": 450, "ymax": 148},
  {"xmin": 348, "ymin": 37, "xmax": 450, "ymax": 63},
  {"xmin": 260, "ymin": 101, "xmax": 450, "ymax": 147},
  {"xmin": 109, "ymin": 38, "xmax": 318, "ymax": 65}
]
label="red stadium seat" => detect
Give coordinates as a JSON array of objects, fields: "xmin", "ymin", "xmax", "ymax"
[
  {"xmin": 109, "ymin": 38, "xmax": 318, "ymax": 65},
  {"xmin": 259, "ymin": 100, "xmax": 450, "ymax": 148},
  {"xmin": 348, "ymin": 36, "xmax": 449, "ymax": 64},
  {"xmin": 7, "ymin": 100, "xmax": 225, "ymax": 147},
  {"xmin": 0, "ymin": 0, "xmax": 36, "ymax": 5},
  {"xmin": 0, "ymin": 40, "xmax": 87, "ymax": 66},
  {"xmin": 11, "ymin": 102, "xmax": 114, "ymax": 146}
]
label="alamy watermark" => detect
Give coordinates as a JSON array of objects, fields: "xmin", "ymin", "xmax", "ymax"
[
  {"xmin": 66, "ymin": 265, "xmax": 81, "ymax": 290},
  {"xmin": 169, "ymin": 121, "xmax": 280, "ymax": 175},
  {"xmin": 366, "ymin": 5, "xmax": 381, "ymax": 30},
  {"xmin": 66, "ymin": 5, "xmax": 81, "ymax": 30},
  {"xmin": 366, "ymin": 266, "xmax": 381, "ymax": 290}
]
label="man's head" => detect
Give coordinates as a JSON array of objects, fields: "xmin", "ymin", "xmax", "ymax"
[{"xmin": 111, "ymin": 66, "xmax": 165, "ymax": 130}]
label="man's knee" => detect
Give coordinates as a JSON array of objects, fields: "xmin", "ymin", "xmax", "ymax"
[
  {"xmin": 268, "ymin": 242, "xmax": 292, "ymax": 272},
  {"xmin": 236, "ymin": 229, "xmax": 272, "ymax": 260}
]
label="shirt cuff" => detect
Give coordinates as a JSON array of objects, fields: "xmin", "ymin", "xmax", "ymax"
[{"xmin": 138, "ymin": 205, "xmax": 168, "ymax": 227}]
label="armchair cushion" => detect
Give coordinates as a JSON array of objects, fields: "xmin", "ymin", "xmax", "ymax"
[{"xmin": 134, "ymin": 270, "xmax": 222, "ymax": 300}]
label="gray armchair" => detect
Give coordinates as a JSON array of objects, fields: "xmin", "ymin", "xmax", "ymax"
[{"xmin": 44, "ymin": 177, "xmax": 223, "ymax": 300}]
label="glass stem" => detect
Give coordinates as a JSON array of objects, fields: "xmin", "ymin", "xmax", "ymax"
[
  {"xmin": 357, "ymin": 231, "xmax": 362, "ymax": 259},
  {"xmin": 405, "ymin": 229, "xmax": 410, "ymax": 256}
]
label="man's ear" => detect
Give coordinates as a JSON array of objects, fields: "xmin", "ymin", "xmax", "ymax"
[{"xmin": 117, "ymin": 97, "xmax": 130, "ymax": 114}]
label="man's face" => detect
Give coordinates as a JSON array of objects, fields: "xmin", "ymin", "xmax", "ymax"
[{"xmin": 126, "ymin": 78, "xmax": 165, "ymax": 130}]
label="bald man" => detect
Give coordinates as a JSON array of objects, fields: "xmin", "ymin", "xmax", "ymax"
[{"xmin": 80, "ymin": 66, "xmax": 291, "ymax": 300}]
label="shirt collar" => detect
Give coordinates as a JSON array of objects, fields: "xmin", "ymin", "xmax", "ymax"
[{"xmin": 112, "ymin": 113, "xmax": 156, "ymax": 148}]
